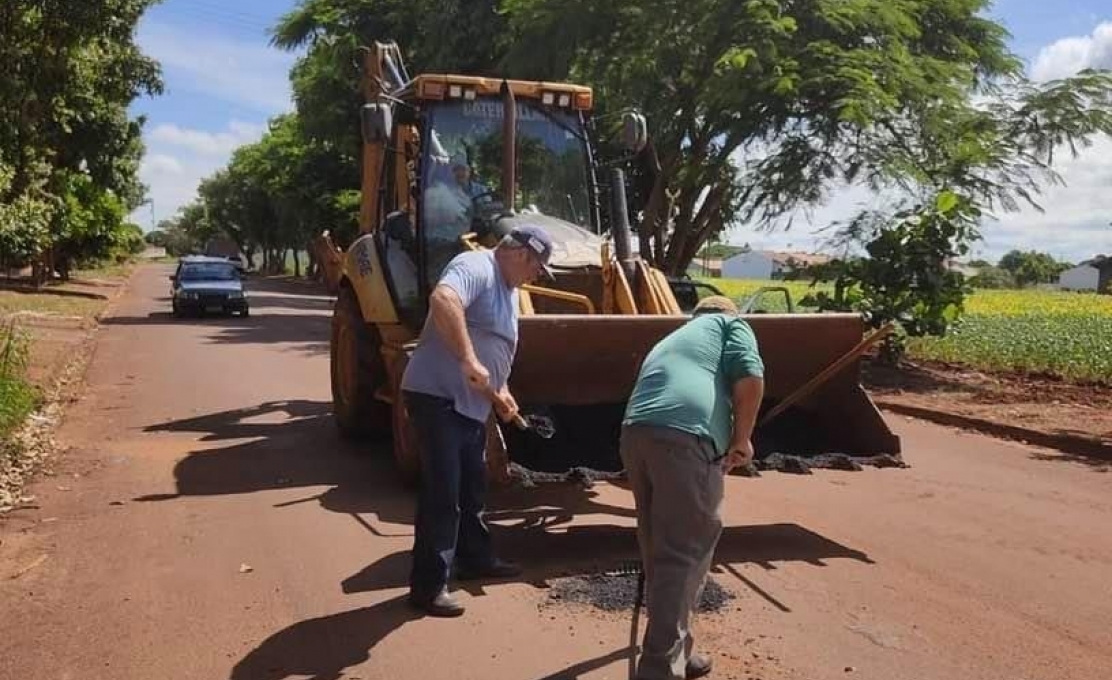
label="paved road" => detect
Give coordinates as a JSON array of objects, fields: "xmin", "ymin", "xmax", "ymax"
[{"xmin": 2, "ymin": 264, "xmax": 1110, "ymax": 680}]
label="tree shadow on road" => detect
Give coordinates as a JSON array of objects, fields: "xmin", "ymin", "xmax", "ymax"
[
  {"xmin": 229, "ymin": 594, "xmax": 420, "ymax": 680},
  {"xmin": 102, "ymin": 310, "xmax": 330, "ymax": 355},
  {"xmin": 134, "ymin": 400, "xmax": 415, "ymax": 526}
]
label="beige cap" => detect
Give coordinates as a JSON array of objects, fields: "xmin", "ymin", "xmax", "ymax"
[{"xmin": 693, "ymin": 295, "xmax": 739, "ymax": 315}]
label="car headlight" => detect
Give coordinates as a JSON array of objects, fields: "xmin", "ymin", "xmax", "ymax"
[{"xmin": 228, "ymin": 291, "xmax": 243, "ymax": 299}]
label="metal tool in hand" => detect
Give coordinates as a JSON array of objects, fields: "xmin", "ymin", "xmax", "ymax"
[
  {"xmin": 477, "ymin": 381, "xmax": 556, "ymax": 439},
  {"xmin": 512, "ymin": 412, "xmax": 555, "ymax": 439}
]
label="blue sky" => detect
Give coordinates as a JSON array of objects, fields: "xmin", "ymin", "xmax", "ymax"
[{"xmin": 130, "ymin": 0, "xmax": 1112, "ymax": 263}]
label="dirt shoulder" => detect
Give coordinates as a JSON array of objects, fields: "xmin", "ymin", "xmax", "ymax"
[
  {"xmin": 0, "ymin": 267, "xmax": 136, "ymax": 513},
  {"xmin": 865, "ymin": 359, "xmax": 1111, "ymax": 467}
]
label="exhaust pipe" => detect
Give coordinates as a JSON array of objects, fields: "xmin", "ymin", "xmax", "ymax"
[
  {"xmin": 501, "ymin": 80, "xmax": 517, "ymax": 213},
  {"xmin": 609, "ymin": 168, "xmax": 637, "ymax": 281}
]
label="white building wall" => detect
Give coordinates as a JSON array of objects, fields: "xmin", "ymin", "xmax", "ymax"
[{"xmin": 1059, "ymin": 265, "xmax": 1099, "ymax": 291}]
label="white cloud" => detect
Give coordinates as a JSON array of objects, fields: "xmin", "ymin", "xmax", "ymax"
[
  {"xmin": 980, "ymin": 136, "xmax": 1112, "ymax": 262},
  {"xmin": 150, "ymin": 121, "xmax": 267, "ymax": 156},
  {"xmin": 1032, "ymin": 21, "xmax": 1112, "ymax": 81},
  {"xmin": 142, "ymin": 153, "xmax": 185, "ymax": 176},
  {"xmin": 130, "ymin": 121, "xmax": 269, "ymax": 229},
  {"xmin": 127, "ymin": 16, "xmax": 297, "ymax": 229},
  {"xmin": 137, "ymin": 18, "xmax": 297, "ymax": 114}
]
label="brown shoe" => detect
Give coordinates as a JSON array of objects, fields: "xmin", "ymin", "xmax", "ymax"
[
  {"xmin": 408, "ymin": 588, "xmax": 465, "ymax": 617},
  {"xmin": 685, "ymin": 652, "xmax": 713, "ymax": 679}
]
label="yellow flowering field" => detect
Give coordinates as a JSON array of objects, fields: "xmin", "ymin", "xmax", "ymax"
[
  {"xmin": 910, "ymin": 289, "xmax": 1112, "ymax": 383},
  {"xmin": 701, "ymin": 279, "xmax": 1112, "ymax": 383}
]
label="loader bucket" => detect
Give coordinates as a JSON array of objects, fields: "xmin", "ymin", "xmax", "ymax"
[{"xmin": 500, "ymin": 313, "xmax": 900, "ymax": 473}]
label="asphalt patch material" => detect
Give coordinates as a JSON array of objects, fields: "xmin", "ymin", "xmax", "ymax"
[{"xmin": 546, "ymin": 572, "xmax": 735, "ymax": 613}]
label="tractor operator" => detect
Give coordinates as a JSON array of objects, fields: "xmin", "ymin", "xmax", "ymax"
[
  {"xmin": 620, "ymin": 295, "xmax": 766, "ymax": 680},
  {"xmin": 423, "ymin": 153, "xmax": 493, "ymax": 281},
  {"xmin": 400, "ymin": 223, "xmax": 555, "ymax": 617}
]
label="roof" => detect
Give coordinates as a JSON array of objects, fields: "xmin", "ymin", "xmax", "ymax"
[
  {"xmin": 726, "ymin": 250, "xmax": 832, "ymax": 266},
  {"xmin": 1079, "ymin": 254, "xmax": 1112, "ymax": 270}
]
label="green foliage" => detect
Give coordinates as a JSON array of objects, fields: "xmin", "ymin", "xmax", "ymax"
[
  {"xmin": 0, "ymin": 1, "xmax": 161, "ymax": 277},
  {"xmin": 502, "ymin": 0, "xmax": 1112, "ymax": 276},
  {"xmin": 800, "ymin": 191, "xmax": 978, "ymax": 361},
  {"xmin": 0, "ymin": 323, "xmax": 37, "ymax": 440},
  {"xmin": 968, "ymin": 265, "xmax": 1015, "ymax": 289},
  {"xmin": 158, "ymin": 221, "xmax": 200, "ymax": 257},
  {"xmin": 697, "ymin": 243, "xmax": 750, "ymax": 259},
  {"xmin": 0, "ymin": 162, "xmax": 53, "ymax": 266},
  {"xmin": 169, "ymin": 111, "xmax": 360, "ymax": 273},
  {"xmin": 909, "ymin": 290, "xmax": 1112, "ymax": 383},
  {"xmin": 144, "ymin": 228, "xmax": 168, "ymax": 248},
  {"xmin": 997, "ymin": 249, "xmax": 1071, "ymax": 287},
  {"xmin": 178, "ymin": 0, "xmax": 1112, "ymax": 291}
]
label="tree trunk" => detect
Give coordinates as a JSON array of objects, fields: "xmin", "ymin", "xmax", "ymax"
[
  {"xmin": 306, "ymin": 241, "xmax": 318, "ymax": 280},
  {"xmin": 293, "ymin": 248, "xmax": 301, "ymax": 278}
]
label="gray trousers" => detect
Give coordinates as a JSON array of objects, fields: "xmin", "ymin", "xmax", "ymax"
[{"xmin": 620, "ymin": 423, "xmax": 725, "ymax": 680}]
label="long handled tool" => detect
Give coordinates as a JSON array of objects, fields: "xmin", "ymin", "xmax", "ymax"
[{"xmin": 759, "ymin": 321, "xmax": 897, "ymax": 428}]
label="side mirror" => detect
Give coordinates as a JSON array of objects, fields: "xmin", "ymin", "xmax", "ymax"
[
  {"xmin": 168, "ymin": 275, "xmax": 176, "ymax": 282},
  {"xmin": 361, "ymin": 102, "xmax": 393, "ymax": 144},
  {"xmin": 621, "ymin": 111, "xmax": 648, "ymax": 153}
]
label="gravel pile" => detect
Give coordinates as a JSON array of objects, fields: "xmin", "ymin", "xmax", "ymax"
[
  {"xmin": 746, "ymin": 451, "xmax": 907, "ymax": 476},
  {"xmin": 507, "ymin": 462, "xmax": 625, "ymax": 489}
]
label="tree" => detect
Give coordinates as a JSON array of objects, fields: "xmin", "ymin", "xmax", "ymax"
[
  {"xmin": 266, "ymin": 1, "xmax": 508, "ymax": 255},
  {"xmin": 0, "ymin": 1, "xmax": 162, "ymax": 281},
  {"xmin": 503, "ymin": 0, "xmax": 1112, "ymax": 275},
  {"xmin": 183, "ymin": 111, "xmax": 362, "ymax": 276},
  {"xmin": 801, "ymin": 190, "xmax": 978, "ymax": 362},
  {"xmin": 968, "ymin": 265, "xmax": 1014, "ymax": 289},
  {"xmin": 144, "ymin": 228, "xmax": 168, "ymax": 248},
  {"xmin": 998, "ymin": 249, "xmax": 1069, "ymax": 287}
]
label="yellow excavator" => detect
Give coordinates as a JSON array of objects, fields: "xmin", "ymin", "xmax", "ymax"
[{"xmin": 316, "ymin": 42, "xmax": 901, "ymax": 485}]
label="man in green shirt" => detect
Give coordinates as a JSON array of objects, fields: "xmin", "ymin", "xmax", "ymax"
[{"xmin": 621, "ymin": 295, "xmax": 766, "ymax": 680}]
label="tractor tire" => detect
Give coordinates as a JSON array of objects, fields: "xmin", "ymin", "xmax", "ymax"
[{"xmin": 330, "ymin": 285, "xmax": 392, "ymax": 441}]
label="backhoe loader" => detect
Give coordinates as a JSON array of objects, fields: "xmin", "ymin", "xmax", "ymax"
[{"xmin": 319, "ymin": 41, "xmax": 901, "ymax": 484}]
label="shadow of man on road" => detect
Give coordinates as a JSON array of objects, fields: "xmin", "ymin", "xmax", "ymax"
[
  {"xmin": 229, "ymin": 594, "xmax": 420, "ymax": 680},
  {"xmin": 342, "ymin": 511, "xmax": 873, "ymax": 597}
]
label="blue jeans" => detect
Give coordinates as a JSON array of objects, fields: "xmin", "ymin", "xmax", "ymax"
[{"xmin": 404, "ymin": 391, "xmax": 494, "ymax": 598}]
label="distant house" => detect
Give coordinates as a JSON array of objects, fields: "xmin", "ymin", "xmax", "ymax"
[
  {"xmin": 686, "ymin": 258, "xmax": 723, "ymax": 278},
  {"xmin": 721, "ymin": 250, "xmax": 831, "ymax": 280},
  {"xmin": 1059, "ymin": 255, "xmax": 1112, "ymax": 292},
  {"xmin": 944, "ymin": 259, "xmax": 983, "ymax": 278}
]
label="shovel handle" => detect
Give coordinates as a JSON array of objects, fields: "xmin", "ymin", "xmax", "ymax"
[{"xmin": 759, "ymin": 322, "xmax": 896, "ymax": 427}]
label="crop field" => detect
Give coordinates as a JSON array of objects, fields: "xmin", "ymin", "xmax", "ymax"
[{"xmin": 705, "ymin": 279, "xmax": 1112, "ymax": 384}]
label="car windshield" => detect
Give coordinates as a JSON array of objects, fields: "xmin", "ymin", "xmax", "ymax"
[
  {"xmin": 179, "ymin": 263, "xmax": 238, "ymax": 281},
  {"xmin": 419, "ymin": 97, "xmax": 591, "ymax": 282}
]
